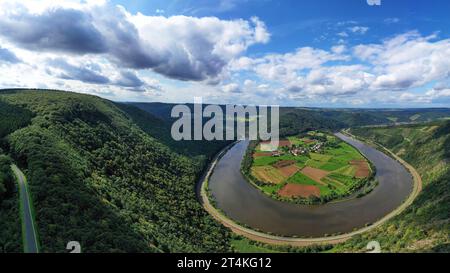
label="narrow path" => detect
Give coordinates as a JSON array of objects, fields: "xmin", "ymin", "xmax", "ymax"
[
  {"xmin": 199, "ymin": 134, "xmax": 423, "ymax": 247},
  {"xmin": 11, "ymin": 165, "xmax": 39, "ymax": 253}
]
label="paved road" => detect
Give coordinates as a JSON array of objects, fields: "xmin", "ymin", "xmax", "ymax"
[
  {"xmin": 199, "ymin": 134, "xmax": 422, "ymax": 247},
  {"xmin": 11, "ymin": 165, "xmax": 39, "ymax": 253}
]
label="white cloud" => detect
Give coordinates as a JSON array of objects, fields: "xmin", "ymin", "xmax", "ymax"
[
  {"xmin": 0, "ymin": 0, "xmax": 269, "ymax": 83},
  {"xmin": 348, "ymin": 26, "xmax": 369, "ymax": 35},
  {"xmin": 233, "ymin": 47, "xmax": 349, "ymax": 85},
  {"xmin": 384, "ymin": 18, "xmax": 400, "ymax": 24},
  {"xmin": 356, "ymin": 31, "xmax": 450, "ymax": 90},
  {"xmin": 227, "ymin": 31, "xmax": 450, "ymax": 106},
  {"xmin": 221, "ymin": 83, "xmax": 241, "ymax": 93},
  {"xmin": 331, "ymin": 45, "xmax": 346, "ymax": 54},
  {"xmin": 425, "ymin": 87, "xmax": 450, "ymax": 103}
]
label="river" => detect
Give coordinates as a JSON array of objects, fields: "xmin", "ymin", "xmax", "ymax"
[{"xmin": 207, "ymin": 133, "xmax": 413, "ymax": 237}]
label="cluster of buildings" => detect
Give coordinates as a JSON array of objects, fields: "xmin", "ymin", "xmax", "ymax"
[
  {"xmin": 290, "ymin": 147, "xmax": 308, "ymax": 156},
  {"xmin": 277, "ymin": 142, "xmax": 324, "ymax": 157},
  {"xmin": 310, "ymin": 142, "xmax": 323, "ymax": 152},
  {"xmin": 266, "ymin": 138, "xmax": 325, "ymax": 157}
]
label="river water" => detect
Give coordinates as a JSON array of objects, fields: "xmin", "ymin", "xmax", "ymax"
[{"xmin": 208, "ymin": 133, "xmax": 413, "ymax": 237}]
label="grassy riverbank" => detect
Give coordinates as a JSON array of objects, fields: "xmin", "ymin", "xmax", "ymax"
[{"xmin": 333, "ymin": 121, "xmax": 449, "ymax": 252}]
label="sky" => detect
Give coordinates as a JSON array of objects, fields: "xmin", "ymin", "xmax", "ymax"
[{"xmin": 0, "ymin": 0, "xmax": 449, "ymax": 108}]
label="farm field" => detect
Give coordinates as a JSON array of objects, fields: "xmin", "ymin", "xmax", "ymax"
[{"xmin": 247, "ymin": 131, "xmax": 374, "ymax": 203}]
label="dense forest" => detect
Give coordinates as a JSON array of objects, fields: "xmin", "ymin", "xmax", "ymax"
[
  {"xmin": 0, "ymin": 89, "xmax": 230, "ymax": 253},
  {"xmin": 0, "ymin": 154, "xmax": 15, "ymax": 204},
  {"xmin": 0, "ymin": 154, "xmax": 21, "ymax": 252},
  {"xmin": 0, "ymin": 89, "xmax": 448, "ymax": 253},
  {"xmin": 334, "ymin": 121, "xmax": 450, "ymax": 252},
  {"xmin": 117, "ymin": 103, "xmax": 230, "ymax": 158}
]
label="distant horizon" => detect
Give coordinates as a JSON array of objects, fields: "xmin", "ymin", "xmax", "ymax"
[{"xmin": 2, "ymin": 87, "xmax": 450, "ymax": 110}]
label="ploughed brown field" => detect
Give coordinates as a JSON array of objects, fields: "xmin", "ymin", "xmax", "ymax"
[
  {"xmin": 300, "ymin": 166, "xmax": 329, "ymax": 185},
  {"xmin": 278, "ymin": 164, "xmax": 300, "ymax": 177},
  {"xmin": 350, "ymin": 160, "xmax": 370, "ymax": 178},
  {"xmin": 253, "ymin": 152, "xmax": 274, "ymax": 158},
  {"xmin": 278, "ymin": 184, "xmax": 321, "ymax": 198}
]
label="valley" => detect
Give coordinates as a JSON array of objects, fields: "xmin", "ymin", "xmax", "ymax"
[{"xmin": 0, "ymin": 89, "xmax": 448, "ymax": 253}]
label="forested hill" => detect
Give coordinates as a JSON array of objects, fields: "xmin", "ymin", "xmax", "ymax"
[
  {"xmin": 0, "ymin": 89, "xmax": 230, "ymax": 253},
  {"xmin": 336, "ymin": 121, "xmax": 450, "ymax": 252},
  {"xmin": 116, "ymin": 103, "xmax": 230, "ymax": 158},
  {"xmin": 1, "ymin": 89, "xmax": 449, "ymax": 253},
  {"xmin": 132, "ymin": 102, "xmax": 450, "ymax": 137}
]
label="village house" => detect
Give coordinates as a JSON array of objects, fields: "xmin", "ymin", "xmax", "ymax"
[
  {"xmin": 311, "ymin": 142, "xmax": 323, "ymax": 152},
  {"xmin": 290, "ymin": 147, "xmax": 307, "ymax": 156},
  {"xmin": 272, "ymin": 151, "xmax": 283, "ymax": 157}
]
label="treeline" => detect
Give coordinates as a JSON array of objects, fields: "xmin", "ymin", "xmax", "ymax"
[
  {"xmin": 1, "ymin": 90, "xmax": 231, "ymax": 253},
  {"xmin": 280, "ymin": 108, "xmax": 450, "ymax": 128},
  {"xmin": 117, "ymin": 103, "xmax": 230, "ymax": 159},
  {"xmin": 279, "ymin": 110, "xmax": 344, "ymax": 136},
  {"xmin": 0, "ymin": 154, "xmax": 14, "ymax": 204},
  {"xmin": 0, "ymin": 97, "xmax": 29, "ymax": 252},
  {"xmin": 0, "ymin": 100, "xmax": 33, "ymax": 139}
]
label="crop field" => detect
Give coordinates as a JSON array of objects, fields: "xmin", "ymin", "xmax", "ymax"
[
  {"xmin": 278, "ymin": 184, "xmax": 321, "ymax": 198},
  {"xmin": 248, "ymin": 131, "xmax": 373, "ymax": 202},
  {"xmin": 278, "ymin": 164, "xmax": 301, "ymax": 177},
  {"xmin": 300, "ymin": 166, "xmax": 329, "ymax": 184},
  {"xmin": 251, "ymin": 166, "xmax": 286, "ymax": 184}
]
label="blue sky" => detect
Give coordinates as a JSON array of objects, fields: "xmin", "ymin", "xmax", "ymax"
[
  {"xmin": 0, "ymin": 0, "xmax": 449, "ymax": 107},
  {"xmin": 111, "ymin": 0, "xmax": 450, "ymax": 52}
]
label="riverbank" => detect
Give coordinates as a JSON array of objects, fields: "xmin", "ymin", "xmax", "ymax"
[
  {"xmin": 341, "ymin": 130, "xmax": 423, "ymax": 210},
  {"xmin": 198, "ymin": 133, "xmax": 422, "ymax": 247}
]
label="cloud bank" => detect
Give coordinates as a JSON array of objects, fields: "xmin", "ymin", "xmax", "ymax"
[
  {"xmin": 229, "ymin": 31, "xmax": 450, "ymax": 105},
  {"xmin": 0, "ymin": 0, "xmax": 269, "ymax": 82}
]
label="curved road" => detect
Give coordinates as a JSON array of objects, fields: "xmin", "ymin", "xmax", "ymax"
[
  {"xmin": 199, "ymin": 134, "xmax": 422, "ymax": 246},
  {"xmin": 11, "ymin": 165, "xmax": 39, "ymax": 253}
]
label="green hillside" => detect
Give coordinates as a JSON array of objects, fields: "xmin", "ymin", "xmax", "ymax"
[
  {"xmin": 117, "ymin": 103, "xmax": 230, "ymax": 158},
  {"xmin": 1, "ymin": 89, "xmax": 448, "ymax": 253},
  {"xmin": 0, "ymin": 154, "xmax": 21, "ymax": 252},
  {"xmin": 0, "ymin": 90, "xmax": 230, "ymax": 253},
  {"xmin": 279, "ymin": 107, "xmax": 450, "ymax": 129},
  {"xmin": 0, "ymin": 99, "xmax": 33, "ymax": 138},
  {"xmin": 334, "ymin": 121, "xmax": 450, "ymax": 252},
  {"xmin": 133, "ymin": 102, "xmax": 450, "ymax": 137}
]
